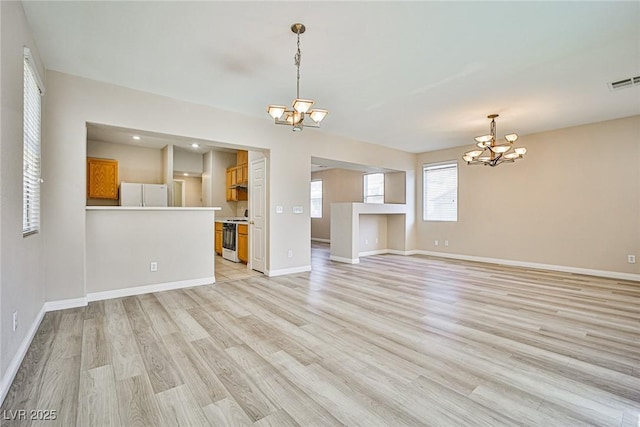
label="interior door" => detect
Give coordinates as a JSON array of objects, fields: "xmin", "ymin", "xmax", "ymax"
[{"xmin": 250, "ymin": 157, "xmax": 266, "ymax": 272}]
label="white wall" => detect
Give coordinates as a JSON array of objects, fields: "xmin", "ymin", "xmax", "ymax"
[{"xmin": 0, "ymin": 0, "xmax": 46, "ymax": 388}]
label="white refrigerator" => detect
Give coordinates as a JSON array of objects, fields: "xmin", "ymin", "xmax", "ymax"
[{"xmin": 120, "ymin": 183, "xmax": 168, "ymax": 207}]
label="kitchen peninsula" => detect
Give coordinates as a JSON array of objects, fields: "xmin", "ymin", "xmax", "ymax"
[{"xmin": 85, "ymin": 206, "xmax": 221, "ymax": 300}]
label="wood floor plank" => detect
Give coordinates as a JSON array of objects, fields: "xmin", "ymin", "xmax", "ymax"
[
  {"xmin": 201, "ymin": 398, "xmax": 254, "ymax": 427},
  {"xmin": 2, "ymin": 243, "xmax": 638, "ymax": 426},
  {"xmin": 162, "ymin": 332, "xmax": 230, "ymax": 406},
  {"xmin": 191, "ymin": 337, "xmax": 278, "ymax": 422},
  {"xmin": 103, "ymin": 298, "xmax": 145, "ymax": 381},
  {"xmin": 154, "ymin": 384, "xmax": 210, "ymax": 426},
  {"xmin": 115, "ymin": 375, "xmax": 163, "ymax": 427},
  {"xmin": 76, "ymin": 365, "xmax": 121, "ymax": 427},
  {"xmin": 121, "ymin": 296, "xmax": 183, "ymax": 394}
]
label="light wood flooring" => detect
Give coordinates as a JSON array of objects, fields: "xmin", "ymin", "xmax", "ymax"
[
  {"xmin": 215, "ymin": 255, "xmax": 261, "ymax": 283},
  {"xmin": 2, "ymin": 243, "xmax": 639, "ymax": 426}
]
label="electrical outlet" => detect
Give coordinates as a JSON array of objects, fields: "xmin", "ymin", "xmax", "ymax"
[
  {"xmin": 12, "ymin": 311, "xmax": 18, "ymax": 332},
  {"xmin": 287, "ymin": 249, "xmax": 293, "ymax": 258},
  {"xmin": 434, "ymin": 240, "xmax": 439, "ymax": 246},
  {"xmin": 150, "ymin": 261, "xmax": 158, "ymax": 272},
  {"xmin": 375, "ymin": 237, "xmax": 379, "ymax": 244},
  {"xmin": 445, "ymin": 240, "xmax": 449, "ymax": 247},
  {"xmin": 628, "ymin": 255, "xmax": 636, "ymax": 264},
  {"xmin": 276, "ymin": 205, "xmax": 283, "ymax": 214},
  {"xmin": 365, "ymin": 239, "xmax": 369, "ymax": 245}
]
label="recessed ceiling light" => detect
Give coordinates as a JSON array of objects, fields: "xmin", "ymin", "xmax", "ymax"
[
  {"xmin": 132, "ymin": 135, "xmax": 141, "ymax": 140},
  {"xmin": 191, "ymin": 143, "xmax": 199, "ymax": 148},
  {"xmin": 183, "ymin": 173, "xmax": 189, "ymax": 176}
]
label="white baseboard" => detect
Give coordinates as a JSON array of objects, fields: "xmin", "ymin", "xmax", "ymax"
[
  {"xmin": 359, "ymin": 249, "xmax": 389, "ymax": 257},
  {"xmin": 0, "ymin": 304, "xmax": 46, "ymax": 405},
  {"xmin": 414, "ymin": 250, "xmax": 640, "ymax": 282},
  {"xmin": 329, "ymin": 255, "xmax": 360, "ymax": 264},
  {"xmin": 311, "ymin": 238, "xmax": 330, "ymax": 243},
  {"xmin": 266, "ymin": 265, "xmax": 312, "ymax": 277},
  {"xmin": 43, "ymin": 297, "xmax": 88, "ymax": 312},
  {"xmin": 86, "ymin": 276, "xmax": 215, "ymax": 302}
]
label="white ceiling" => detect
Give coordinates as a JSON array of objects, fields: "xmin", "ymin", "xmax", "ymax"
[{"xmin": 23, "ymin": 1, "xmax": 640, "ymax": 154}]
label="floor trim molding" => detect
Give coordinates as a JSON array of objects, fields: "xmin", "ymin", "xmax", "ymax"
[
  {"xmin": 266, "ymin": 265, "xmax": 312, "ymax": 277},
  {"xmin": 414, "ymin": 250, "xmax": 640, "ymax": 282},
  {"xmin": 329, "ymin": 255, "xmax": 359, "ymax": 264},
  {"xmin": 86, "ymin": 277, "xmax": 215, "ymax": 302},
  {"xmin": 0, "ymin": 305, "xmax": 46, "ymax": 405},
  {"xmin": 43, "ymin": 297, "xmax": 88, "ymax": 312},
  {"xmin": 311, "ymin": 237, "xmax": 330, "ymax": 243}
]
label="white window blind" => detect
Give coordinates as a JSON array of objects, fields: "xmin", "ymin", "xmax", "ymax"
[
  {"xmin": 423, "ymin": 162, "xmax": 458, "ymax": 221},
  {"xmin": 23, "ymin": 49, "xmax": 44, "ymax": 236},
  {"xmin": 364, "ymin": 173, "xmax": 384, "ymax": 204},
  {"xmin": 310, "ymin": 180, "xmax": 323, "ymax": 218}
]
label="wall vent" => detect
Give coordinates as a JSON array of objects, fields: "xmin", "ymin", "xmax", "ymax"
[{"xmin": 608, "ymin": 75, "xmax": 640, "ymax": 91}]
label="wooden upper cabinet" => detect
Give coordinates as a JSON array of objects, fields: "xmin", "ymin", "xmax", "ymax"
[
  {"xmin": 87, "ymin": 158, "xmax": 118, "ymax": 199},
  {"xmin": 236, "ymin": 150, "xmax": 249, "ymax": 186},
  {"xmin": 237, "ymin": 150, "xmax": 248, "ymax": 166}
]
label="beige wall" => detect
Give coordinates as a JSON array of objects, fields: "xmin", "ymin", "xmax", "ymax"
[
  {"xmin": 87, "ymin": 140, "xmax": 164, "ymax": 206},
  {"xmin": 182, "ymin": 176, "xmax": 203, "ymax": 207},
  {"xmin": 384, "ymin": 171, "xmax": 406, "ymax": 204},
  {"xmin": 202, "ymin": 150, "xmax": 237, "ymax": 216},
  {"xmin": 416, "ymin": 115, "xmax": 640, "ymax": 276},
  {"xmin": 86, "ymin": 209, "xmax": 214, "ymax": 293},
  {"xmin": 0, "ymin": 0, "xmax": 46, "ymax": 385},
  {"xmin": 311, "ymin": 168, "xmax": 364, "ymax": 240},
  {"xmin": 41, "ymin": 71, "xmax": 416, "ymax": 300},
  {"xmin": 87, "ymin": 140, "xmax": 163, "ymax": 184},
  {"xmin": 173, "ymin": 148, "xmax": 203, "ymax": 175}
]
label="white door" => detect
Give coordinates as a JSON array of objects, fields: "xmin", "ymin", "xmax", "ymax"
[{"xmin": 250, "ymin": 157, "xmax": 266, "ymax": 272}]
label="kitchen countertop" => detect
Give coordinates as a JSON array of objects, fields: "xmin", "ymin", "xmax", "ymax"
[
  {"xmin": 87, "ymin": 206, "xmax": 222, "ymax": 211},
  {"xmin": 216, "ymin": 217, "xmax": 249, "ymax": 223}
]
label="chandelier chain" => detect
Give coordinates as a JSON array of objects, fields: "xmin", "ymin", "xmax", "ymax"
[{"xmin": 294, "ymin": 30, "xmax": 302, "ymax": 99}]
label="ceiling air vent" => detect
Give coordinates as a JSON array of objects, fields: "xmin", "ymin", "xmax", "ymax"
[{"xmin": 608, "ymin": 75, "xmax": 640, "ymax": 91}]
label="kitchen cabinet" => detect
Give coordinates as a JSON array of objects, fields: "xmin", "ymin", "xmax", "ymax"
[
  {"xmin": 238, "ymin": 223, "xmax": 248, "ymax": 263},
  {"xmin": 215, "ymin": 222, "xmax": 223, "ymax": 255},
  {"xmin": 87, "ymin": 157, "xmax": 118, "ymax": 199},
  {"xmin": 226, "ymin": 167, "xmax": 237, "ymax": 201},
  {"xmin": 237, "ymin": 150, "xmax": 248, "ymax": 185},
  {"xmin": 237, "ymin": 150, "xmax": 248, "ymax": 166},
  {"xmin": 226, "ymin": 165, "xmax": 247, "ymax": 202}
]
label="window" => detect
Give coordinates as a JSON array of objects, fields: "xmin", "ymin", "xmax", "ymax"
[
  {"xmin": 310, "ymin": 180, "xmax": 323, "ymax": 218},
  {"xmin": 423, "ymin": 162, "xmax": 457, "ymax": 221},
  {"xmin": 23, "ymin": 48, "xmax": 44, "ymax": 236},
  {"xmin": 364, "ymin": 173, "xmax": 384, "ymax": 204}
]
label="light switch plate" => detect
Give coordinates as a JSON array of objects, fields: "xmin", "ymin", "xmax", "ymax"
[
  {"xmin": 293, "ymin": 206, "xmax": 303, "ymax": 214},
  {"xmin": 276, "ymin": 205, "xmax": 284, "ymax": 214}
]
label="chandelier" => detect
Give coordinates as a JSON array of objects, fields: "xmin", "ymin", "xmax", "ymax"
[
  {"xmin": 266, "ymin": 23, "xmax": 328, "ymax": 132},
  {"xmin": 463, "ymin": 114, "xmax": 526, "ymax": 166}
]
